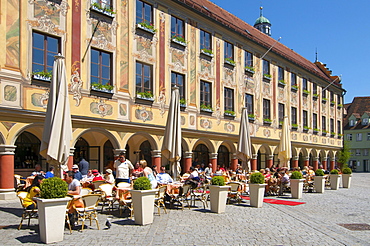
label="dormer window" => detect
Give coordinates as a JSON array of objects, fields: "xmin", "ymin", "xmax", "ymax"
[
  {"xmin": 349, "ymin": 119, "xmax": 355, "ymax": 127},
  {"xmin": 363, "ymin": 118, "xmax": 369, "ymax": 125}
]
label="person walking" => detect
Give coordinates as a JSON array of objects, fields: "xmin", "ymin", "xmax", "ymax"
[
  {"xmin": 114, "ymin": 154, "xmax": 134, "ymax": 185},
  {"xmin": 79, "ymin": 157, "xmax": 90, "ymax": 179}
]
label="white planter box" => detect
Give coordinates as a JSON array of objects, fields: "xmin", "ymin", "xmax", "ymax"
[
  {"xmin": 249, "ymin": 183, "xmax": 266, "ymax": 208},
  {"xmin": 209, "ymin": 185, "xmax": 230, "ymax": 213},
  {"xmin": 131, "ymin": 189, "xmax": 158, "ymax": 225},
  {"xmin": 314, "ymin": 176, "xmax": 326, "ymax": 193},
  {"xmin": 329, "ymin": 174, "xmax": 341, "ymax": 190},
  {"xmin": 290, "ymin": 179, "xmax": 305, "ymax": 199},
  {"xmin": 342, "ymin": 174, "xmax": 352, "ymax": 188},
  {"xmin": 36, "ymin": 197, "xmax": 71, "ymax": 244}
]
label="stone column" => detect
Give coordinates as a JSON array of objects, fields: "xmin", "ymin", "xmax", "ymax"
[
  {"xmin": 67, "ymin": 147, "xmax": 75, "ymax": 170},
  {"xmin": 330, "ymin": 158, "xmax": 336, "ymax": 170},
  {"xmin": 0, "ymin": 145, "xmax": 16, "ymax": 200},
  {"xmin": 304, "ymin": 156, "xmax": 310, "ymax": 168},
  {"xmin": 151, "ymin": 150, "xmax": 161, "ymax": 173},
  {"xmin": 312, "ymin": 157, "xmax": 319, "ymax": 170},
  {"xmin": 266, "ymin": 155, "xmax": 274, "ymax": 169},
  {"xmin": 250, "ymin": 154, "xmax": 258, "ymax": 171},
  {"xmin": 209, "ymin": 153, "xmax": 218, "ymax": 170},
  {"xmin": 322, "ymin": 158, "xmax": 328, "ymax": 171},
  {"xmin": 183, "ymin": 152, "xmax": 193, "ymax": 173},
  {"xmin": 230, "ymin": 153, "xmax": 238, "ymax": 171},
  {"xmin": 291, "ymin": 156, "xmax": 299, "ymax": 168}
]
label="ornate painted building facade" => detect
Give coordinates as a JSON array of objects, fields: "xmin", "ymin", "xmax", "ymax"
[{"xmin": 0, "ymin": 0, "xmax": 345, "ymax": 199}]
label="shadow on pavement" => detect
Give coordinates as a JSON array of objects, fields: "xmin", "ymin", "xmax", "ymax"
[
  {"xmin": 113, "ymin": 219, "xmax": 137, "ymax": 226},
  {"xmin": 15, "ymin": 230, "xmax": 41, "ymax": 244},
  {"xmin": 0, "ymin": 207, "xmax": 23, "ymax": 217}
]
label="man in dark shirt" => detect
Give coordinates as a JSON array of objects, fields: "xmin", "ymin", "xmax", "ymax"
[
  {"xmin": 79, "ymin": 157, "xmax": 89, "ymax": 178},
  {"xmin": 72, "ymin": 164, "xmax": 83, "ymax": 181}
]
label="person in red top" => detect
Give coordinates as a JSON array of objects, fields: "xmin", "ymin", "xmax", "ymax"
[
  {"xmin": 92, "ymin": 169, "xmax": 104, "ymax": 182},
  {"xmin": 132, "ymin": 162, "xmax": 144, "ymax": 179}
]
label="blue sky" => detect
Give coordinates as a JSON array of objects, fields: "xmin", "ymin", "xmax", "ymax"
[{"xmin": 210, "ymin": 0, "xmax": 369, "ymax": 103}]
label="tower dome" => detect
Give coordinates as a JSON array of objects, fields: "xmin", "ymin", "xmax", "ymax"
[{"xmin": 254, "ymin": 7, "xmax": 271, "ymax": 36}]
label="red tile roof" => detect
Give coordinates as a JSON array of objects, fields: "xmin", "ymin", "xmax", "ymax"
[
  {"xmin": 343, "ymin": 97, "xmax": 370, "ymax": 130},
  {"xmin": 175, "ymin": 0, "xmax": 343, "ymax": 87}
]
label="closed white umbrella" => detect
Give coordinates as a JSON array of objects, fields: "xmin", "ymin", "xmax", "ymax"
[
  {"xmin": 161, "ymin": 86, "xmax": 182, "ymax": 180},
  {"xmin": 278, "ymin": 115, "xmax": 292, "ymax": 169},
  {"xmin": 236, "ymin": 108, "xmax": 252, "ymax": 172},
  {"xmin": 40, "ymin": 54, "xmax": 72, "ymax": 177}
]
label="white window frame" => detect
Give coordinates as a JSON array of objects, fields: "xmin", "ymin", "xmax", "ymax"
[
  {"xmin": 349, "ymin": 119, "xmax": 355, "ymax": 126},
  {"xmin": 347, "ymin": 134, "xmax": 352, "ymax": 141},
  {"xmin": 363, "ymin": 118, "xmax": 369, "ymax": 125},
  {"xmin": 356, "ymin": 133, "xmax": 362, "ymax": 141},
  {"xmin": 364, "ymin": 149, "xmax": 369, "ymax": 156},
  {"xmin": 355, "ymin": 149, "xmax": 361, "ymax": 156}
]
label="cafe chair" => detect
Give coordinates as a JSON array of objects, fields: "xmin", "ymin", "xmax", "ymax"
[
  {"xmin": 98, "ymin": 184, "xmax": 115, "ymax": 214},
  {"xmin": 14, "ymin": 174, "xmax": 26, "ymax": 192},
  {"xmin": 74, "ymin": 194, "xmax": 101, "ymax": 231},
  {"xmin": 92, "ymin": 180, "xmax": 105, "ymax": 191},
  {"xmin": 170, "ymin": 184, "xmax": 191, "ymax": 210},
  {"xmin": 190, "ymin": 185, "xmax": 209, "ymax": 209},
  {"xmin": 80, "ymin": 187, "xmax": 93, "ymax": 196},
  {"xmin": 17, "ymin": 191, "xmax": 38, "ymax": 230},
  {"xmin": 118, "ymin": 191, "xmax": 133, "ymax": 219},
  {"xmin": 154, "ymin": 185, "xmax": 167, "ymax": 215},
  {"xmin": 227, "ymin": 182, "xmax": 242, "ymax": 204}
]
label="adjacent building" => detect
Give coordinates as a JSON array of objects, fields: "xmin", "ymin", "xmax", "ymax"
[
  {"xmin": 343, "ymin": 97, "xmax": 370, "ymax": 172},
  {"xmin": 0, "ymin": 0, "xmax": 345, "ymax": 199}
]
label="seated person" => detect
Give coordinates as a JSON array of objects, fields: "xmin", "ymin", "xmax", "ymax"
[
  {"xmin": 180, "ymin": 171, "xmax": 191, "ymax": 182},
  {"xmin": 156, "ymin": 166, "xmax": 174, "ymax": 185},
  {"xmin": 188, "ymin": 166, "xmax": 200, "ymax": 181},
  {"xmin": 204, "ymin": 163, "xmax": 213, "ymax": 179},
  {"xmin": 31, "ymin": 164, "xmax": 45, "ymax": 177},
  {"xmin": 72, "ymin": 165, "xmax": 83, "ymax": 181},
  {"xmin": 22, "ymin": 175, "xmax": 44, "ymax": 210},
  {"xmin": 83, "ymin": 169, "xmax": 94, "ymax": 182},
  {"xmin": 132, "ymin": 162, "xmax": 144, "ymax": 179},
  {"xmin": 213, "ymin": 165, "xmax": 223, "ymax": 176},
  {"xmin": 104, "ymin": 169, "xmax": 115, "ymax": 184},
  {"xmin": 45, "ymin": 166, "xmax": 54, "ymax": 179},
  {"xmin": 92, "ymin": 169, "xmax": 104, "ymax": 182},
  {"xmin": 64, "ymin": 171, "xmax": 83, "ymax": 215}
]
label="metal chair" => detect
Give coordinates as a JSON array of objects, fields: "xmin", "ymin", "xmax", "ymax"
[
  {"xmin": 191, "ymin": 185, "xmax": 209, "ymax": 209},
  {"xmin": 14, "ymin": 174, "xmax": 25, "ymax": 192},
  {"xmin": 92, "ymin": 180, "xmax": 105, "ymax": 191},
  {"xmin": 170, "ymin": 184, "xmax": 191, "ymax": 210},
  {"xmin": 227, "ymin": 182, "xmax": 242, "ymax": 204},
  {"xmin": 17, "ymin": 191, "xmax": 38, "ymax": 230},
  {"xmin": 98, "ymin": 184, "xmax": 115, "ymax": 213},
  {"xmin": 118, "ymin": 190, "xmax": 133, "ymax": 219},
  {"xmin": 74, "ymin": 194, "xmax": 101, "ymax": 231},
  {"xmin": 80, "ymin": 187, "xmax": 93, "ymax": 196}
]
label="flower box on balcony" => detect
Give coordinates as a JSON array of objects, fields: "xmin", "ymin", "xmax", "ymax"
[
  {"xmin": 136, "ymin": 91, "xmax": 154, "ymax": 103},
  {"xmin": 200, "ymin": 49, "xmax": 214, "ymax": 58},
  {"xmin": 322, "ymin": 130, "xmax": 328, "ymax": 136},
  {"xmin": 224, "ymin": 58, "xmax": 236, "ymax": 67},
  {"xmin": 303, "ymin": 126, "xmax": 310, "ymax": 132},
  {"xmin": 322, "ymin": 98, "xmax": 328, "ymax": 104},
  {"xmin": 291, "ymin": 124, "xmax": 299, "ymax": 131},
  {"xmin": 200, "ymin": 104, "xmax": 213, "ymax": 113},
  {"xmin": 303, "ymin": 90, "xmax": 310, "ymax": 96},
  {"xmin": 90, "ymin": 3, "xmax": 115, "ymax": 19},
  {"xmin": 278, "ymin": 80, "xmax": 286, "ymax": 87},
  {"xmin": 248, "ymin": 114, "xmax": 255, "ymax": 122},
  {"xmin": 330, "ymin": 101, "xmax": 335, "ymax": 107},
  {"xmin": 263, "ymin": 118, "xmax": 272, "ymax": 125},
  {"xmin": 136, "ymin": 22, "xmax": 157, "ymax": 34},
  {"xmin": 224, "ymin": 110, "xmax": 235, "ymax": 117},
  {"xmin": 291, "ymin": 85, "xmax": 299, "ymax": 92},
  {"xmin": 263, "ymin": 74, "xmax": 272, "ymax": 82},
  {"xmin": 32, "ymin": 71, "xmax": 52, "ymax": 82},
  {"xmin": 171, "ymin": 35, "xmax": 187, "ymax": 47},
  {"xmin": 313, "ymin": 128, "xmax": 320, "ymax": 135},
  {"xmin": 337, "ymin": 104, "xmax": 343, "ymax": 109},
  {"xmin": 91, "ymin": 84, "xmax": 114, "ymax": 94},
  {"xmin": 245, "ymin": 66, "xmax": 255, "ymax": 74},
  {"xmin": 312, "ymin": 93, "xmax": 319, "ymax": 100},
  {"xmin": 330, "ymin": 132, "xmax": 336, "ymax": 137}
]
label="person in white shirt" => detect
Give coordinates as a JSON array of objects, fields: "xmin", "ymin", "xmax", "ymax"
[
  {"xmin": 114, "ymin": 154, "xmax": 134, "ymax": 185},
  {"xmin": 156, "ymin": 166, "xmax": 174, "ymax": 185}
]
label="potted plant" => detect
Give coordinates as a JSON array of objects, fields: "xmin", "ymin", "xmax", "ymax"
[
  {"xmin": 263, "ymin": 118, "xmax": 272, "ymax": 124},
  {"xmin": 224, "ymin": 110, "xmax": 235, "ymax": 117},
  {"xmin": 137, "ymin": 91, "xmax": 154, "ymax": 100},
  {"xmin": 303, "ymin": 89, "xmax": 310, "ymax": 95},
  {"xmin": 329, "ymin": 169, "xmax": 341, "ymax": 190},
  {"xmin": 224, "ymin": 57, "xmax": 236, "ymax": 66},
  {"xmin": 312, "ymin": 93, "xmax": 319, "ymax": 99},
  {"xmin": 322, "ymin": 130, "xmax": 328, "ymax": 136},
  {"xmin": 130, "ymin": 177, "xmax": 158, "ymax": 225},
  {"xmin": 249, "ymin": 172, "xmax": 266, "ymax": 208},
  {"xmin": 303, "ymin": 126, "xmax": 310, "ymax": 132},
  {"xmin": 200, "ymin": 103, "xmax": 213, "ymax": 112},
  {"xmin": 209, "ymin": 176, "xmax": 230, "ymax": 213},
  {"xmin": 314, "ymin": 169, "xmax": 325, "ymax": 193},
  {"xmin": 245, "ymin": 66, "xmax": 255, "ymax": 74},
  {"xmin": 291, "ymin": 123, "xmax": 299, "ymax": 130},
  {"xmin": 136, "ymin": 22, "xmax": 157, "ymax": 34},
  {"xmin": 291, "ymin": 84, "xmax": 299, "ymax": 91},
  {"xmin": 278, "ymin": 79, "xmax": 286, "ymax": 86},
  {"xmin": 171, "ymin": 34, "xmax": 187, "ymax": 46},
  {"xmin": 313, "ymin": 128, "xmax": 320, "ymax": 134},
  {"xmin": 91, "ymin": 83, "xmax": 114, "ymax": 93},
  {"xmin": 290, "ymin": 171, "xmax": 305, "ymax": 199},
  {"xmin": 248, "ymin": 114, "xmax": 256, "ymax": 121},
  {"xmin": 201, "ymin": 48, "xmax": 214, "ymax": 57},
  {"xmin": 180, "ymin": 98, "xmax": 187, "ymax": 107},
  {"xmin": 263, "ymin": 74, "xmax": 272, "ymax": 81},
  {"xmin": 36, "ymin": 177, "xmax": 70, "ymax": 244},
  {"xmin": 32, "ymin": 70, "xmax": 52, "ymax": 81},
  {"xmin": 341, "ymin": 167, "xmax": 352, "ymax": 188},
  {"xmin": 322, "ymin": 97, "xmax": 328, "ymax": 103}
]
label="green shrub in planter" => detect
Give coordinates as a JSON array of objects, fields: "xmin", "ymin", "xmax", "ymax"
[
  {"xmin": 250, "ymin": 172, "xmax": 265, "ymax": 184},
  {"xmin": 342, "ymin": 167, "xmax": 352, "ymax": 174},
  {"xmin": 290, "ymin": 171, "xmax": 303, "ymax": 179},
  {"xmin": 315, "ymin": 169, "xmax": 325, "ymax": 176},
  {"xmin": 133, "ymin": 177, "xmax": 151, "ymax": 190},
  {"xmin": 40, "ymin": 177, "xmax": 68, "ymax": 199},
  {"xmin": 211, "ymin": 176, "xmax": 225, "ymax": 186},
  {"xmin": 330, "ymin": 169, "xmax": 339, "ymax": 174}
]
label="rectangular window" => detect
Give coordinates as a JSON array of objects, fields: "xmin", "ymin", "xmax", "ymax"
[
  {"xmin": 200, "ymin": 30, "xmax": 211, "ymax": 51},
  {"xmin": 356, "ymin": 133, "xmax": 362, "ymax": 141},
  {"xmin": 349, "ymin": 119, "xmax": 355, "ymax": 127},
  {"xmin": 347, "ymin": 134, "xmax": 352, "ymax": 141},
  {"xmin": 171, "ymin": 16, "xmax": 184, "ymax": 40},
  {"xmin": 136, "ymin": 0, "xmax": 153, "ymax": 25},
  {"xmin": 368, "ymin": 133, "xmax": 370, "ymax": 140},
  {"xmin": 356, "ymin": 149, "xmax": 361, "ymax": 156},
  {"xmin": 322, "ymin": 116, "xmax": 326, "ymax": 131},
  {"xmin": 337, "ymin": 120, "xmax": 341, "ymax": 134},
  {"xmin": 330, "ymin": 91, "xmax": 334, "ymax": 102},
  {"xmin": 263, "ymin": 99, "xmax": 270, "ymax": 120},
  {"xmin": 92, "ymin": 0, "xmax": 112, "ymax": 9},
  {"xmin": 245, "ymin": 51, "xmax": 253, "ymax": 68},
  {"xmin": 364, "ymin": 149, "xmax": 369, "ymax": 156},
  {"xmin": 245, "ymin": 94, "xmax": 254, "ymax": 116},
  {"xmin": 278, "ymin": 103, "xmax": 284, "ymax": 124},
  {"xmin": 278, "ymin": 67, "xmax": 284, "ymax": 81},
  {"xmin": 302, "ymin": 78, "xmax": 308, "ymax": 91},
  {"xmin": 263, "ymin": 60, "xmax": 270, "ymax": 75},
  {"xmin": 330, "ymin": 118, "xmax": 334, "ymax": 134},
  {"xmin": 224, "ymin": 41, "xmax": 234, "ymax": 60},
  {"xmin": 200, "ymin": 81, "xmax": 212, "ymax": 107},
  {"xmin": 32, "ymin": 32, "xmax": 60, "ymax": 75},
  {"xmin": 337, "ymin": 94, "xmax": 341, "ymax": 104},
  {"xmin": 291, "ymin": 73, "xmax": 297, "ymax": 86},
  {"xmin": 303, "ymin": 110, "xmax": 308, "ymax": 127},
  {"xmin": 362, "ymin": 118, "xmax": 369, "ymax": 125},
  {"xmin": 135, "ymin": 61, "xmax": 152, "ymax": 94},
  {"xmin": 91, "ymin": 48, "xmax": 112, "ymax": 86},
  {"xmin": 224, "ymin": 88, "xmax": 234, "ymax": 112},
  {"xmin": 171, "ymin": 72, "xmax": 185, "ymax": 100},
  {"xmin": 291, "ymin": 107, "xmax": 297, "ymax": 125},
  {"xmin": 313, "ymin": 83, "xmax": 317, "ymax": 95},
  {"xmin": 313, "ymin": 113, "xmax": 317, "ymax": 129}
]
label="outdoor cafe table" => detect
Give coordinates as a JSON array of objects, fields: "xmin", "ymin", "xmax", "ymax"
[
  {"xmin": 115, "ymin": 187, "xmax": 131, "ymax": 201},
  {"xmin": 166, "ymin": 182, "xmax": 183, "ymax": 195}
]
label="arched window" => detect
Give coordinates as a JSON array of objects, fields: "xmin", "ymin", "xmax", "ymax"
[
  {"xmin": 217, "ymin": 145, "xmax": 230, "ymax": 168},
  {"xmin": 139, "ymin": 140, "xmax": 152, "ymax": 166},
  {"xmin": 193, "ymin": 144, "xmax": 209, "ymax": 166},
  {"xmin": 14, "ymin": 131, "xmax": 42, "ymax": 170}
]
